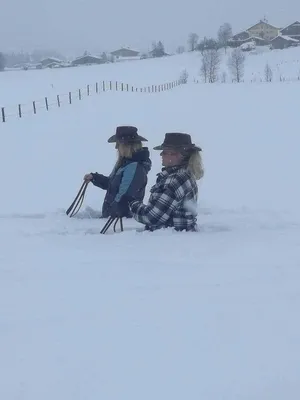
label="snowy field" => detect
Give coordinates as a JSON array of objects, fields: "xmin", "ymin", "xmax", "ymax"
[
  {"xmin": 1, "ymin": 55, "xmax": 300, "ymax": 399},
  {"xmin": 1, "ymin": 45, "xmax": 300, "ymax": 110}
]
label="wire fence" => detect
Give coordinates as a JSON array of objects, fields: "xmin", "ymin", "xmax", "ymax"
[
  {"xmin": 193, "ymin": 75, "xmax": 300, "ymax": 84},
  {"xmin": 1, "ymin": 79, "xmax": 182, "ymax": 123}
]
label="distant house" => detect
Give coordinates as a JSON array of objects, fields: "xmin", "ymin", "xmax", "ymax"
[
  {"xmin": 110, "ymin": 47, "xmax": 140, "ymax": 58},
  {"xmin": 229, "ymin": 31, "xmax": 267, "ymax": 47},
  {"xmin": 280, "ymin": 21, "xmax": 300, "ymax": 40},
  {"xmin": 40, "ymin": 57, "xmax": 63, "ymax": 68},
  {"xmin": 246, "ymin": 20, "xmax": 280, "ymax": 41},
  {"xmin": 148, "ymin": 48, "xmax": 169, "ymax": 58},
  {"xmin": 231, "ymin": 31, "xmax": 251, "ymax": 42},
  {"xmin": 72, "ymin": 55, "xmax": 105, "ymax": 66},
  {"xmin": 229, "ymin": 20, "xmax": 280, "ymax": 48},
  {"xmin": 270, "ymin": 35, "xmax": 299, "ymax": 50}
]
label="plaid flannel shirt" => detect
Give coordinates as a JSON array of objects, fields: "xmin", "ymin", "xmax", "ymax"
[{"xmin": 129, "ymin": 166, "xmax": 198, "ymax": 231}]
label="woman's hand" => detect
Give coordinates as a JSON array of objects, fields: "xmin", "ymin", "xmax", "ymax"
[{"xmin": 83, "ymin": 173, "xmax": 93, "ymax": 182}]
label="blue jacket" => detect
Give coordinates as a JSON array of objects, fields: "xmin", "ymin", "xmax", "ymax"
[{"xmin": 91, "ymin": 147, "xmax": 152, "ymax": 218}]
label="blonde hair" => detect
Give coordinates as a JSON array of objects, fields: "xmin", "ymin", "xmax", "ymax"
[
  {"xmin": 186, "ymin": 151, "xmax": 204, "ymax": 180},
  {"xmin": 114, "ymin": 141, "xmax": 142, "ymax": 169}
]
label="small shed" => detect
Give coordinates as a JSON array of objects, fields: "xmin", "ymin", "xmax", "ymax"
[
  {"xmin": 280, "ymin": 21, "xmax": 300, "ymax": 40},
  {"xmin": 40, "ymin": 57, "xmax": 62, "ymax": 68},
  {"xmin": 72, "ymin": 55, "xmax": 105, "ymax": 66},
  {"xmin": 110, "ymin": 47, "xmax": 140, "ymax": 58},
  {"xmin": 270, "ymin": 35, "xmax": 299, "ymax": 49}
]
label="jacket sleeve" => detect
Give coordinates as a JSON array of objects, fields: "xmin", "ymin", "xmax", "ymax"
[
  {"xmin": 91, "ymin": 173, "xmax": 109, "ymax": 190},
  {"xmin": 129, "ymin": 176, "xmax": 184, "ymax": 228},
  {"xmin": 114, "ymin": 162, "xmax": 147, "ymax": 202}
]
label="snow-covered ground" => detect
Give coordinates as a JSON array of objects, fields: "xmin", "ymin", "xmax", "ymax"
[
  {"xmin": 1, "ymin": 54, "xmax": 300, "ymax": 399},
  {"xmin": 2, "ymin": 45, "xmax": 300, "ymax": 110}
]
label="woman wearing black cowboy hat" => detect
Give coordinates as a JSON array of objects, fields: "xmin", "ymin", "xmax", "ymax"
[
  {"xmin": 121, "ymin": 132, "xmax": 204, "ymax": 231},
  {"xmin": 83, "ymin": 126, "xmax": 152, "ymax": 218}
]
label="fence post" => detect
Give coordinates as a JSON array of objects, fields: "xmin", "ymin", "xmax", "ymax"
[
  {"xmin": 110, "ymin": 81, "xmax": 112, "ymax": 90},
  {"xmin": 18, "ymin": 104, "xmax": 22, "ymax": 118},
  {"xmin": 1, "ymin": 107, "xmax": 5, "ymax": 122},
  {"xmin": 121, "ymin": 83, "xmax": 124, "ymax": 91},
  {"xmin": 69, "ymin": 92, "xmax": 72, "ymax": 104},
  {"xmin": 45, "ymin": 97, "xmax": 49, "ymax": 111},
  {"xmin": 33, "ymin": 101, "xmax": 36, "ymax": 114},
  {"xmin": 57, "ymin": 95, "xmax": 60, "ymax": 107},
  {"xmin": 79, "ymin": 89, "xmax": 82, "ymax": 100},
  {"xmin": 95, "ymin": 82, "xmax": 98, "ymax": 93},
  {"xmin": 87, "ymin": 85, "xmax": 90, "ymax": 96},
  {"xmin": 126, "ymin": 83, "xmax": 129, "ymax": 91},
  {"xmin": 116, "ymin": 82, "xmax": 118, "ymax": 91},
  {"xmin": 132, "ymin": 86, "xmax": 134, "ymax": 92},
  {"xmin": 103, "ymin": 81, "xmax": 105, "ymax": 91}
]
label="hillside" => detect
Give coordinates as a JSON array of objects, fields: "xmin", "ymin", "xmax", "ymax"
[
  {"xmin": 1, "ymin": 47, "xmax": 300, "ymax": 400},
  {"xmin": 1, "ymin": 45, "xmax": 300, "ymax": 110}
]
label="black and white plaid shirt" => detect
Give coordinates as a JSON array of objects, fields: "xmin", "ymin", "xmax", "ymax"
[{"xmin": 130, "ymin": 165, "xmax": 198, "ymax": 231}]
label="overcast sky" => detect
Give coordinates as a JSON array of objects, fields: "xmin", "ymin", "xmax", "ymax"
[{"xmin": 1, "ymin": 0, "xmax": 300, "ymax": 56}]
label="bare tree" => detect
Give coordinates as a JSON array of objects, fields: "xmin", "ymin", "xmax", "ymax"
[
  {"xmin": 200, "ymin": 53, "xmax": 209, "ymax": 83},
  {"xmin": 218, "ymin": 23, "xmax": 233, "ymax": 52},
  {"xmin": 197, "ymin": 37, "xmax": 219, "ymax": 54},
  {"xmin": 228, "ymin": 48, "xmax": 245, "ymax": 82},
  {"xmin": 101, "ymin": 52, "xmax": 108, "ymax": 62},
  {"xmin": 264, "ymin": 63, "xmax": 273, "ymax": 82},
  {"xmin": 176, "ymin": 46, "xmax": 185, "ymax": 54},
  {"xmin": 188, "ymin": 33, "xmax": 199, "ymax": 52},
  {"xmin": 221, "ymin": 71, "xmax": 227, "ymax": 83},
  {"xmin": 208, "ymin": 49, "xmax": 221, "ymax": 83},
  {"xmin": 179, "ymin": 69, "xmax": 189, "ymax": 84},
  {"xmin": 200, "ymin": 49, "xmax": 221, "ymax": 83},
  {"xmin": 0, "ymin": 52, "xmax": 5, "ymax": 71}
]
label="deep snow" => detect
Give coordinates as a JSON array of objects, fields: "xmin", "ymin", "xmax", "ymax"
[{"xmin": 1, "ymin": 55, "xmax": 300, "ymax": 399}]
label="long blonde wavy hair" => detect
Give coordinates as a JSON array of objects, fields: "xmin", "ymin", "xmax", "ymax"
[
  {"xmin": 185, "ymin": 150, "xmax": 204, "ymax": 181},
  {"xmin": 114, "ymin": 141, "xmax": 142, "ymax": 168}
]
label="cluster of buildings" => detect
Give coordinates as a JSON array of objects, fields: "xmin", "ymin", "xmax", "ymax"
[
  {"xmin": 229, "ymin": 20, "xmax": 300, "ymax": 50},
  {"xmin": 35, "ymin": 46, "xmax": 169, "ymax": 70},
  {"xmin": 13, "ymin": 20, "xmax": 300, "ymax": 71}
]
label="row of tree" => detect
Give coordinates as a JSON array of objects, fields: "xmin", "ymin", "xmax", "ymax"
[
  {"xmin": 198, "ymin": 47, "xmax": 274, "ymax": 83},
  {"xmin": 176, "ymin": 23, "xmax": 233, "ymax": 54},
  {"xmin": 199, "ymin": 48, "xmax": 245, "ymax": 83}
]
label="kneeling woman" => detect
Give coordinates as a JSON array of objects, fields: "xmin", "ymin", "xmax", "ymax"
[
  {"xmin": 84, "ymin": 126, "xmax": 152, "ymax": 218},
  {"xmin": 128, "ymin": 132, "xmax": 204, "ymax": 231}
]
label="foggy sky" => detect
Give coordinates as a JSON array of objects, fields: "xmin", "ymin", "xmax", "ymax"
[{"xmin": 1, "ymin": 0, "xmax": 300, "ymax": 56}]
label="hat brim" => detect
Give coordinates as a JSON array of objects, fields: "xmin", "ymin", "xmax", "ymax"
[
  {"xmin": 153, "ymin": 144, "xmax": 202, "ymax": 151},
  {"xmin": 108, "ymin": 134, "xmax": 148, "ymax": 143}
]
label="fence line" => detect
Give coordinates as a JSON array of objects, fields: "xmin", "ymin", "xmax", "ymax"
[
  {"xmin": 193, "ymin": 75, "xmax": 300, "ymax": 84},
  {"xmin": 1, "ymin": 79, "xmax": 182, "ymax": 123}
]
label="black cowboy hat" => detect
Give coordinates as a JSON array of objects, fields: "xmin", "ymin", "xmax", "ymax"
[
  {"xmin": 107, "ymin": 126, "xmax": 148, "ymax": 143},
  {"xmin": 153, "ymin": 132, "xmax": 202, "ymax": 151}
]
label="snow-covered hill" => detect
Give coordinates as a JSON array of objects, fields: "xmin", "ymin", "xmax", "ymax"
[
  {"xmin": 1, "ymin": 45, "xmax": 300, "ymax": 108},
  {"xmin": 1, "ymin": 47, "xmax": 300, "ymax": 400}
]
